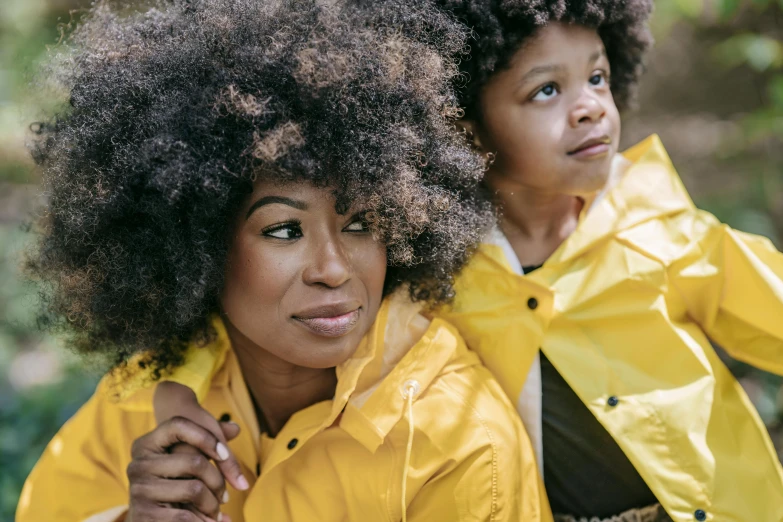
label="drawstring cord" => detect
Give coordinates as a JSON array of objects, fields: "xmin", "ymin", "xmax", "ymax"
[{"xmin": 400, "ymin": 380, "xmax": 420, "ymax": 522}]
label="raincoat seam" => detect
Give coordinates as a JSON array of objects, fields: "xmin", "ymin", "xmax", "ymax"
[
  {"xmin": 436, "ymin": 379, "xmax": 499, "ymax": 521},
  {"xmin": 385, "ymin": 437, "xmax": 400, "ymax": 522}
]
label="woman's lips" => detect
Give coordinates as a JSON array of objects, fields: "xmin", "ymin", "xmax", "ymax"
[{"xmin": 294, "ymin": 309, "xmax": 360, "ymax": 337}]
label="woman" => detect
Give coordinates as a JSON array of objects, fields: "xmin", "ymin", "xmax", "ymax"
[{"xmin": 15, "ymin": 1, "xmax": 549, "ymax": 521}]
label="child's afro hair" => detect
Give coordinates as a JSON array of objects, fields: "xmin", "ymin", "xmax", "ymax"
[
  {"xmin": 434, "ymin": 0, "xmax": 654, "ymax": 115},
  {"xmin": 26, "ymin": 0, "xmax": 493, "ymax": 375}
]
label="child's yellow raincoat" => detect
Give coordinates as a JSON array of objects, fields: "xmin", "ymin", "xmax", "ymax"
[
  {"xmin": 441, "ymin": 135, "xmax": 783, "ymax": 522},
  {"xmin": 17, "ymin": 296, "xmax": 551, "ymax": 522}
]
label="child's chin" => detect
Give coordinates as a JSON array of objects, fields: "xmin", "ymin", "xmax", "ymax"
[{"xmin": 567, "ymin": 168, "xmax": 611, "ymax": 194}]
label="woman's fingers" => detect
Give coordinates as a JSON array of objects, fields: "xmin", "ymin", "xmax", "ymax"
[
  {"xmin": 220, "ymin": 421, "xmax": 240, "ymax": 441},
  {"xmin": 129, "ymin": 477, "xmax": 222, "ymax": 520},
  {"xmin": 131, "ymin": 416, "xmax": 225, "ymax": 462},
  {"xmin": 130, "ymin": 450, "xmax": 227, "ymax": 503},
  {"xmin": 183, "ymin": 412, "xmax": 248, "ymax": 492},
  {"xmin": 128, "ymin": 503, "xmax": 216, "ymax": 522},
  {"xmin": 153, "ymin": 405, "xmax": 249, "ymax": 493},
  {"xmin": 215, "ymin": 421, "xmax": 248, "ymax": 491},
  {"xmin": 184, "ymin": 410, "xmax": 248, "ymax": 492}
]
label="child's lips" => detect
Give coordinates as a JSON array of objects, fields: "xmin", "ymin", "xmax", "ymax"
[
  {"xmin": 568, "ymin": 135, "xmax": 612, "ymax": 158},
  {"xmin": 569, "ymin": 142, "xmax": 611, "ymax": 159}
]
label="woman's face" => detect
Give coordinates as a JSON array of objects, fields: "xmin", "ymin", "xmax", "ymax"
[
  {"xmin": 221, "ymin": 180, "xmax": 387, "ymax": 368},
  {"xmin": 472, "ymin": 22, "xmax": 621, "ymax": 196}
]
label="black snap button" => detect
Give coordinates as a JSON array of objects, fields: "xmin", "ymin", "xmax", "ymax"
[
  {"xmin": 255, "ymin": 463, "xmax": 261, "ymax": 475},
  {"xmin": 694, "ymin": 509, "xmax": 706, "ymax": 521},
  {"xmin": 219, "ymin": 413, "xmax": 231, "ymax": 423},
  {"xmin": 527, "ymin": 297, "xmax": 539, "ymax": 310},
  {"xmin": 607, "ymin": 396, "xmax": 619, "ymax": 407},
  {"xmin": 287, "ymin": 438, "xmax": 299, "ymax": 450}
]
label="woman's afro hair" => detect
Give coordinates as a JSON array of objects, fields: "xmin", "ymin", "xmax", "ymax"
[
  {"xmin": 433, "ymin": 0, "xmax": 654, "ymax": 115},
  {"xmin": 26, "ymin": 0, "xmax": 494, "ymax": 374}
]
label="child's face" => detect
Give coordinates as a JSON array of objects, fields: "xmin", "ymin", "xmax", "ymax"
[
  {"xmin": 220, "ymin": 180, "xmax": 387, "ymax": 368},
  {"xmin": 474, "ymin": 22, "xmax": 621, "ymax": 196}
]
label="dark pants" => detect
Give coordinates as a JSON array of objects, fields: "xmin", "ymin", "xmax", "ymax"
[{"xmin": 554, "ymin": 504, "xmax": 672, "ymax": 522}]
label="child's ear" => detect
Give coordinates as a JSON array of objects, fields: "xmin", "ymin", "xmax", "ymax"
[{"xmin": 456, "ymin": 119, "xmax": 484, "ymax": 151}]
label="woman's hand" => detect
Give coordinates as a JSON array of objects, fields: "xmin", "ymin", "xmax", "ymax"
[
  {"xmin": 154, "ymin": 381, "xmax": 249, "ymax": 492},
  {"xmin": 126, "ymin": 417, "xmax": 239, "ymax": 522}
]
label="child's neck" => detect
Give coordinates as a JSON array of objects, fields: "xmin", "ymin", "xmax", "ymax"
[{"xmin": 491, "ymin": 181, "xmax": 584, "ymax": 267}]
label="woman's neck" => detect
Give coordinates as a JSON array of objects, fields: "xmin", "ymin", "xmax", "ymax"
[
  {"xmin": 224, "ymin": 320, "xmax": 337, "ymax": 437},
  {"xmin": 486, "ymin": 173, "xmax": 583, "ymax": 267}
]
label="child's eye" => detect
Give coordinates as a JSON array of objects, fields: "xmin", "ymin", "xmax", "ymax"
[
  {"xmin": 531, "ymin": 83, "xmax": 559, "ymax": 101},
  {"xmin": 263, "ymin": 222, "xmax": 303, "ymax": 240},
  {"xmin": 589, "ymin": 72, "xmax": 609, "ymax": 87}
]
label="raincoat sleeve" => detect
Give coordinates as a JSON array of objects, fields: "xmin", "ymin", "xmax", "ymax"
[
  {"xmin": 15, "ymin": 382, "xmax": 143, "ymax": 522},
  {"xmin": 669, "ymin": 211, "xmax": 783, "ymax": 376}
]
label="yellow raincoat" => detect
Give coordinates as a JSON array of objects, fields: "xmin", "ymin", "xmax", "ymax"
[
  {"xmin": 441, "ymin": 135, "xmax": 783, "ymax": 522},
  {"xmin": 17, "ymin": 295, "xmax": 551, "ymax": 522}
]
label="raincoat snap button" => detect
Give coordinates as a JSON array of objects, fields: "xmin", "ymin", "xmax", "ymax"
[
  {"xmin": 401, "ymin": 379, "xmax": 421, "ymax": 399},
  {"xmin": 694, "ymin": 509, "xmax": 706, "ymax": 521},
  {"xmin": 219, "ymin": 413, "xmax": 231, "ymax": 422},
  {"xmin": 287, "ymin": 438, "xmax": 298, "ymax": 450},
  {"xmin": 527, "ymin": 297, "xmax": 539, "ymax": 310},
  {"xmin": 607, "ymin": 396, "xmax": 619, "ymax": 407}
]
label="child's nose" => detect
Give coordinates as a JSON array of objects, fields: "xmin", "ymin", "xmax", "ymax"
[{"xmin": 568, "ymin": 95, "xmax": 606, "ymax": 128}]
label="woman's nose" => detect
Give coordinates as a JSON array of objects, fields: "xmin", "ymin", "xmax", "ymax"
[
  {"xmin": 568, "ymin": 93, "xmax": 606, "ymax": 128},
  {"xmin": 301, "ymin": 236, "xmax": 351, "ymax": 288}
]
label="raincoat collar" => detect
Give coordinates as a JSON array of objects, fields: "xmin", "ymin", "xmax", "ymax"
[
  {"xmin": 208, "ymin": 292, "xmax": 461, "ymax": 458},
  {"xmin": 543, "ymin": 134, "xmax": 695, "ymax": 266}
]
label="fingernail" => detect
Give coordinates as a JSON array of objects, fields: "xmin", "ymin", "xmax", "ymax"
[
  {"xmin": 217, "ymin": 514, "xmax": 223, "ymax": 522},
  {"xmin": 237, "ymin": 474, "xmax": 250, "ymax": 491},
  {"xmin": 222, "ymin": 490, "xmax": 229, "ymax": 503},
  {"xmin": 216, "ymin": 442, "xmax": 230, "ymax": 461}
]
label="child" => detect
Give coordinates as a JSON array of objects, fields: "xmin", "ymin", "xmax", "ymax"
[
  {"xmin": 16, "ymin": 1, "xmax": 551, "ymax": 521},
  {"xmin": 153, "ymin": 1, "xmax": 783, "ymax": 522}
]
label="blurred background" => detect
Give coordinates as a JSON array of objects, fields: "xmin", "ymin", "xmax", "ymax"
[{"xmin": 0, "ymin": 0, "xmax": 781, "ymax": 519}]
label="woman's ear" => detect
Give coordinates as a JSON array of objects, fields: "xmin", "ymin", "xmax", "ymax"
[{"xmin": 456, "ymin": 119, "xmax": 483, "ymax": 151}]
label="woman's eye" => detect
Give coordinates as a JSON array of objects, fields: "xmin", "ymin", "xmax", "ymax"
[
  {"xmin": 531, "ymin": 83, "xmax": 559, "ymax": 101},
  {"xmin": 263, "ymin": 223, "xmax": 303, "ymax": 239},
  {"xmin": 344, "ymin": 219, "xmax": 370, "ymax": 233},
  {"xmin": 590, "ymin": 72, "xmax": 608, "ymax": 87}
]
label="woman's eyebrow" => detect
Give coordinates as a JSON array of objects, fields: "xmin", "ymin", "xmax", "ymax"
[{"xmin": 245, "ymin": 196, "xmax": 308, "ymax": 219}]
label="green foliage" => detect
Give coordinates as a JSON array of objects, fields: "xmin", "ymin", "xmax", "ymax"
[
  {"xmin": 0, "ymin": 0, "xmax": 781, "ymax": 518},
  {"xmin": 712, "ymin": 33, "xmax": 783, "ymax": 71},
  {"xmin": 0, "ymin": 368, "xmax": 97, "ymax": 521}
]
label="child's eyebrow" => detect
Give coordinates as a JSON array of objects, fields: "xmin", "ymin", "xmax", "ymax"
[
  {"xmin": 589, "ymin": 49, "xmax": 607, "ymax": 63},
  {"xmin": 519, "ymin": 64, "xmax": 564, "ymax": 85},
  {"xmin": 518, "ymin": 48, "xmax": 608, "ymax": 87}
]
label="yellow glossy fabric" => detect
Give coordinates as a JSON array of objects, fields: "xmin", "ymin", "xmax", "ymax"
[
  {"xmin": 17, "ymin": 296, "xmax": 552, "ymax": 522},
  {"xmin": 440, "ymin": 135, "xmax": 783, "ymax": 522}
]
